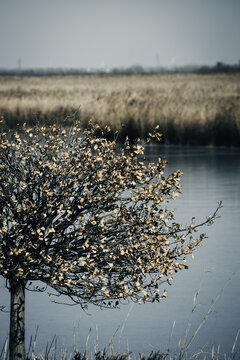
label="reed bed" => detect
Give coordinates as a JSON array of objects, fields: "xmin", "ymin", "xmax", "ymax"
[{"xmin": 0, "ymin": 73, "xmax": 240, "ymax": 145}]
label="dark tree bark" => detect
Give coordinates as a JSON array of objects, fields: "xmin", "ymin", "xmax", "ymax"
[{"xmin": 9, "ymin": 279, "xmax": 26, "ymax": 360}]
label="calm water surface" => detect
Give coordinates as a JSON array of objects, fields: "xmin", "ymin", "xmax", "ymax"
[{"xmin": 0, "ymin": 146, "xmax": 240, "ymax": 357}]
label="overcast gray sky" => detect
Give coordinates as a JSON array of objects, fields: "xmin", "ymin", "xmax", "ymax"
[{"xmin": 0, "ymin": 0, "xmax": 240, "ymax": 69}]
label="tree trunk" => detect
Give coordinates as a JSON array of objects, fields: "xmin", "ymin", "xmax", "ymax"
[{"xmin": 9, "ymin": 279, "xmax": 26, "ymax": 360}]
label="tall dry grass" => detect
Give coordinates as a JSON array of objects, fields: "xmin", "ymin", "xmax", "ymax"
[{"xmin": 0, "ymin": 73, "xmax": 240, "ymax": 145}]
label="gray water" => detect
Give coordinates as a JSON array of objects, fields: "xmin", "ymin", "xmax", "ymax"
[{"xmin": 0, "ymin": 146, "xmax": 240, "ymax": 357}]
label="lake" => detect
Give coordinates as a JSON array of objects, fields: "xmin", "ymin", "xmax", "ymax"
[{"xmin": 0, "ymin": 145, "xmax": 240, "ymax": 358}]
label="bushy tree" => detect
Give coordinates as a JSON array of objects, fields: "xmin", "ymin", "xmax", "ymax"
[{"xmin": 0, "ymin": 123, "xmax": 221, "ymax": 359}]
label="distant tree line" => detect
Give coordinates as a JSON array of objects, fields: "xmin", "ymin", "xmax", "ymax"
[{"xmin": 0, "ymin": 61, "xmax": 240, "ymax": 76}]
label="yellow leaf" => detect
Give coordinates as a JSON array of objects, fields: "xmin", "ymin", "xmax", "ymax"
[{"xmin": 162, "ymin": 290, "xmax": 168, "ymax": 298}]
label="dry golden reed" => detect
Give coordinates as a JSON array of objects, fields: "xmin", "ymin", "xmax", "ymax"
[{"xmin": 0, "ymin": 73, "xmax": 240, "ymax": 145}]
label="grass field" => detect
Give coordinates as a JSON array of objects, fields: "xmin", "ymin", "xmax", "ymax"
[{"xmin": 0, "ymin": 73, "xmax": 240, "ymax": 145}]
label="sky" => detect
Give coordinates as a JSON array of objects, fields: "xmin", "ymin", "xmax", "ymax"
[{"xmin": 0, "ymin": 0, "xmax": 240, "ymax": 70}]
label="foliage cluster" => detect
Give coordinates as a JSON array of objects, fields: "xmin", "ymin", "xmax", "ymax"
[{"xmin": 0, "ymin": 124, "xmax": 215, "ymax": 306}]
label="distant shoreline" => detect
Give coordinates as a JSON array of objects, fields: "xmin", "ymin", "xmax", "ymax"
[{"xmin": 0, "ymin": 61, "xmax": 240, "ymax": 76}]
